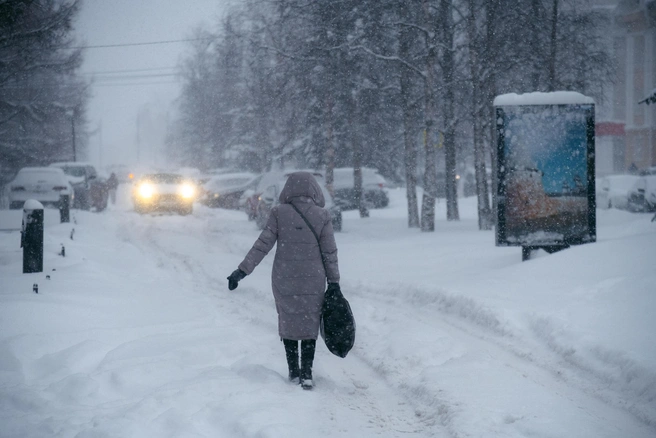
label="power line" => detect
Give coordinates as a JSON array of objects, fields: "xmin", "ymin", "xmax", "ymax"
[
  {"xmin": 92, "ymin": 73, "xmax": 178, "ymax": 81},
  {"xmin": 92, "ymin": 81, "xmax": 179, "ymax": 87},
  {"xmin": 69, "ymin": 37, "xmax": 215, "ymax": 50},
  {"xmin": 81, "ymin": 66, "xmax": 178, "ymax": 75},
  {"xmin": 1, "ymin": 79, "xmax": 180, "ymax": 89}
]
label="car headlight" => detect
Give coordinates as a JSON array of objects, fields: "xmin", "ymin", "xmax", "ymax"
[
  {"xmin": 138, "ymin": 183, "xmax": 155, "ymax": 198},
  {"xmin": 180, "ymin": 184, "xmax": 195, "ymax": 199}
]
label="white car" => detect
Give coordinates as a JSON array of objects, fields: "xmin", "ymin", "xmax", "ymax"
[
  {"xmin": 49, "ymin": 162, "xmax": 109, "ymax": 211},
  {"xmin": 332, "ymin": 167, "xmax": 389, "ymax": 210},
  {"xmin": 596, "ymin": 174, "xmax": 641, "ymax": 210},
  {"xmin": 200, "ymin": 172, "xmax": 259, "ymax": 209},
  {"xmin": 249, "ymin": 170, "xmax": 342, "ymax": 231},
  {"xmin": 8, "ymin": 167, "xmax": 74, "ymax": 210},
  {"xmin": 627, "ymin": 175, "xmax": 656, "ymax": 212}
]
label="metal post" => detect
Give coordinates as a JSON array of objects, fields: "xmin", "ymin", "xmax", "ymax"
[
  {"xmin": 521, "ymin": 246, "xmax": 532, "ymax": 262},
  {"xmin": 59, "ymin": 195, "xmax": 70, "ymax": 223},
  {"xmin": 22, "ymin": 200, "xmax": 44, "ymax": 273},
  {"xmin": 71, "ymin": 114, "xmax": 77, "ymax": 162}
]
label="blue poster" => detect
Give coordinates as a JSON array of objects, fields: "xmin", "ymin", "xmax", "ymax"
[{"xmin": 495, "ymin": 95, "xmax": 596, "ymax": 247}]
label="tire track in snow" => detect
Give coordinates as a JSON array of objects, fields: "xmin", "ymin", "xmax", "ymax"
[
  {"xmin": 115, "ymin": 209, "xmax": 656, "ymax": 436},
  {"xmin": 116, "ymin": 210, "xmax": 445, "ymax": 437},
  {"xmin": 350, "ymin": 281, "xmax": 656, "ymax": 435}
]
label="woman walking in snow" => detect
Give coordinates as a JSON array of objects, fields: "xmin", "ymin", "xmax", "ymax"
[{"xmin": 227, "ymin": 171, "xmax": 340, "ymax": 390}]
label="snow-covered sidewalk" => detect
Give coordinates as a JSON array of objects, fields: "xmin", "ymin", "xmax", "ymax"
[{"xmin": 1, "ymin": 187, "xmax": 654, "ymax": 437}]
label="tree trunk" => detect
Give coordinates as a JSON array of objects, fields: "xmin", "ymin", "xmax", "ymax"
[
  {"xmin": 350, "ymin": 95, "xmax": 369, "ymax": 218},
  {"xmin": 467, "ymin": 0, "xmax": 493, "ymax": 230},
  {"xmin": 399, "ymin": 0, "xmax": 419, "ymax": 228},
  {"xmin": 324, "ymin": 94, "xmax": 335, "ymax": 196},
  {"xmin": 484, "ymin": 2, "xmax": 499, "ymax": 229},
  {"xmin": 420, "ymin": 0, "xmax": 437, "ymax": 232},
  {"xmin": 421, "ymin": 128, "xmax": 437, "ymax": 232},
  {"xmin": 403, "ymin": 89, "xmax": 420, "ymax": 228},
  {"xmin": 441, "ymin": 0, "xmax": 459, "ymax": 221},
  {"xmin": 530, "ymin": 0, "xmax": 544, "ymax": 90},
  {"xmin": 547, "ymin": 0, "xmax": 559, "ymax": 91}
]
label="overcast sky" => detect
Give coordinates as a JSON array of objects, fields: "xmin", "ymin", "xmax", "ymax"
[{"xmin": 75, "ymin": 0, "xmax": 230, "ymax": 170}]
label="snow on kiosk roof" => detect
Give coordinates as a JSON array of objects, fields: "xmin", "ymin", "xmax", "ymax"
[{"xmin": 494, "ymin": 91, "xmax": 595, "ymax": 106}]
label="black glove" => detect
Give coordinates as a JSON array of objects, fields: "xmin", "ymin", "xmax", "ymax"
[
  {"xmin": 227, "ymin": 269, "xmax": 247, "ymax": 291},
  {"xmin": 326, "ymin": 283, "xmax": 340, "ymax": 294}
]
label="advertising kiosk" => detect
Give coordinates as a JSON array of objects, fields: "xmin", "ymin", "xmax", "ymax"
[{"xmin": 494, "ymin": 92, "xmax": 596, "ymax": 261}]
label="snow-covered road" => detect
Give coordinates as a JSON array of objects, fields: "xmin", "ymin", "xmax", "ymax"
[{"xmin": 1, "ymin": 187, "xmax": 655, "ymax": 437}]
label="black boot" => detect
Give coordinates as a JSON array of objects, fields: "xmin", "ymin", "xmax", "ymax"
[
  {"xmin": 283, "ymin": 339, "xmax": 300, "ymax": 384},
  {"xmin": 300, "ymin": 339, "xmax": 316, "ymax": 390}
]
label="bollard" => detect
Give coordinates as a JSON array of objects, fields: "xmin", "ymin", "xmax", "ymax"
[
  {"xmin": 21, "ymin": 200, "xmax": 44, "ymax": 274},
  {"xmin": 59, "ymin": 195, "xmax": 70, "ymax": 223}
]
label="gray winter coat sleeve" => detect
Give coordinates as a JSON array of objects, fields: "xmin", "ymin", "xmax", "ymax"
[
  {"xmin": 319, "ymin": 210, "xmax": 340, "ymax": 284},
  {"xmin": 238, "ymin": 208, "xmax": 278, "ymax": 275}
]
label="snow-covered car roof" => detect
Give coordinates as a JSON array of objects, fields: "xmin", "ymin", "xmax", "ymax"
[
  {"xmin": 600, "ymin": 174, "xmax": 641, "ymax": 192},
  {"xmin": 494, "ymin": 91, "xmax": 595, "ymax": 106},
  {"xmin": 49, "ymin": 162, "xmax": 97, "ymax": 182},
  {"xmin": 332, "ymin": 167, "xmax": 386, "ymax": 189},
  {"xmin": 137, "ymin": 173, "xmax": 191, "ymax": 184},
  {"xmin": 204, "ymin": 173, "xmax": 258, "ymax": 190},
  {"xmin": 255, "ymin": 169, "xmax": 320, "ymax": 192},
  {"xmin": 18, "ymin": 166, "xmax": 66, "ymax": 174},
  {"xmin": 13, "ymin": 167, "xmax": 68, "ymax": 184},
  {"xmin": 634, "ymin": 175, "xmax": 656, "ymax": 195},
  {"xmin": 254, "ymin": 169, "xmax": 337, "ymax": 207},
  {"xmin": 49, "ymin": 161, "xmax": 95, "ymax": 168}
]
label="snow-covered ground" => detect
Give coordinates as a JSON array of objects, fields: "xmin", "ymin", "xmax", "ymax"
[{"xmin": 1, "ymin": 185, "xmax": 654, "ymax": 438}]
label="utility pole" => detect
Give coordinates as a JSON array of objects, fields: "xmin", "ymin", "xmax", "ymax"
[
  {"xmin": 98, "ymin": 120, "xmax": 103, "ymax": 168},
  {"xmin": 68, "ymin": 108, "xmax": 77, "ymax": 162},
  {"xmin": 72, "ymin": 118, "xmax": 76, "ymax": 162},
  {"xmin": 136, "ymin": 111, "xmax": 141, "ymax": 165}
]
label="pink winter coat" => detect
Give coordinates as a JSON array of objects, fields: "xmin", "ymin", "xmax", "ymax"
[{"xmin": 238, "ymin": 172, "xmax": 340, "ymax": 340}]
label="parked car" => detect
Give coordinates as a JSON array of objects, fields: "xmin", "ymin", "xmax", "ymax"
[
  {"xmin": 200, "ymin": 172, "xmax": 259, "ymax": 209},
  {"xmin": 8, "ymin": 167, "xmax": 74, "ymax": 211},
  {"xmin": 49, "ymin": 162, "xmax": 108, "ymax": 211},
  {"xmin": 332, "ymin": 167, "xmax": 389, "ymax": 210},
  {"xmin": 627, "ymin": 175, "xmax": 656, "ymax": 212},
  {"xmin": 132, "ymin": 173, "xmax": 197, "ymax": 215},
  {"xmin": 240, "ymin": 176, "xmax": 266, "ymax": 221},
  {"xmin": 595, "ymin": 174, "xmax": 642, "ymax": 210},
  {"xmin": 247, "ymin": 170, "xmax": 342, "ymax": 231},
  {"xmin": 105, "ymin": 164, "xmax": 132, "ymax": 183}
]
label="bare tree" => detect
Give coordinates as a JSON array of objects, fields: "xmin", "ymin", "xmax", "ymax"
[
  {"xmin": 0, "ymin": 0, "xmax": 87, "ymax": 185},
  {"xmin": 439, "ymin": 0, "xmax": 459, "ymax": 221},
  {"xmin": 420, "ymin": 0, "xmax": 439, "ymax": 231},
  {"xmin": 398, "ymin": 0, "xmax": 421, "ymax": 228}
]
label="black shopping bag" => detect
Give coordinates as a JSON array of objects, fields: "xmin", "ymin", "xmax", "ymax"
[{"xmin": 320, "ymin": 286, "xmax": 356, "ymax": 358}]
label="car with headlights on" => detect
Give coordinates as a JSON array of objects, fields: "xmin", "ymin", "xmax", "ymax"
[
  {"xmin": 132, "ymin": 173, "xmax": 196, "ymax": 215},
  {"xmin": 8, "ymin": 167, "xmax": 74, "ymax": 211}
]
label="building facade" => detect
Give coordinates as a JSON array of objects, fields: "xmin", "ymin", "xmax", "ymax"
[{"xmin": 596, "ymin": 0, "xmax": 656, "ymax": 176}]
